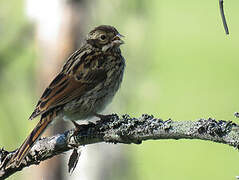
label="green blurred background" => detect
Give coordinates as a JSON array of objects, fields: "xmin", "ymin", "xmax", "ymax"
[{"xmin": 1, "ymin": 0, "xmax": 239, "ymax": 179}]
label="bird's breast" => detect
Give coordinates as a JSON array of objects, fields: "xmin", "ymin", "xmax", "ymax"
[{"xmin": 62, "ymin": 54, "xmax": 125, "ymax": 121}]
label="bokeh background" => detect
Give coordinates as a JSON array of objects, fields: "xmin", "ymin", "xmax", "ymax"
[{"xmin": 1, "ymin": 0, "xmax": 239, "ymax": 179}]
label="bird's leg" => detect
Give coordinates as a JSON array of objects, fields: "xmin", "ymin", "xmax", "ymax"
[
  {"xmin": 94, "ymin": 113, "xmax": 116, "ymax": 123},
  {"xmin": 70, "ymin": 120, "xmax": 96, "ymax": 145},
  {"xmin": 70, "ymin": 121, "xmax": 81, "ymax": 138},
  {"xmin": 71, "ymin": 120, "xmax": 95, "ymax": 132},
  {"xmin": 71, "ymin": 121, "xmax": 81, "ymax": 131}
]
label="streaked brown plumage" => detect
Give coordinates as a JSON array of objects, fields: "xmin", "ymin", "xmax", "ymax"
[{"xmin": 6, "ymin": 25, "xmax": 125, "ymax": 168}]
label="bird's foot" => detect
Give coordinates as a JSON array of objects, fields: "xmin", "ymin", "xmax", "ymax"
[
  {"xmin": 71, "ymin": 121, "xmax": 95, "ymax": 137},
  {"xmin": 95, "ymin": 113, "xmax": 117, "ymax": 123}
]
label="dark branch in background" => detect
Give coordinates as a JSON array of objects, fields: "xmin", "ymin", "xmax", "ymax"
[
  {"xmin": 1, "ymin": 114, "xmax": 239, "ymax": 179},
  {"xmin": 219, "ymin": 0, "xmax": 229, "ymax": 35}
]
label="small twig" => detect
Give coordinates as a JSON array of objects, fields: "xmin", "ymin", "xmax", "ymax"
[{"xmin": 219, "ymin": 0, "xmax": 229, "ymax": 35}]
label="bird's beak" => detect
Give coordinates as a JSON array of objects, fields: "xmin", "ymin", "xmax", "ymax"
[{"xmin": 113, "ymin": 33, "xmax": 124, "ymax": 45}]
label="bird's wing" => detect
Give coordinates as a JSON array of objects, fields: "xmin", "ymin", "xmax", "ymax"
[{"xmin": 29, "ymin": 49, "xmax": 107, "ymax": 120}]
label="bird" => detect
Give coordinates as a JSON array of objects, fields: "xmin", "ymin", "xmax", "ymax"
[{"xmin": 6, "ymin": 25, "xmax": 125, "ymax": 168}]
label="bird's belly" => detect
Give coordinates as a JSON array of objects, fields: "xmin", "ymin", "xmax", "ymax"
[{"xmin": 62, "ymin": 69, "xmax": 124, "ymax": 121}]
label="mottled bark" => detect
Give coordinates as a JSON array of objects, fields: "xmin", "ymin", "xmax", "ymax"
[{"xmin": 0, "ymin": 114, "xmax": 239, "ymax": 179}]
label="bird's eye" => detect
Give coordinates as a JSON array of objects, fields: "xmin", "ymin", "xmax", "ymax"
[{"xmin": 100, "ymin": 34, "xmax": 106, "ymax": 41}]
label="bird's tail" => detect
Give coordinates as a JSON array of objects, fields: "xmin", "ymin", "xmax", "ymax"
[{"xmin": 6, "ymin": 111, "xmax": 56, "ymax": 168}]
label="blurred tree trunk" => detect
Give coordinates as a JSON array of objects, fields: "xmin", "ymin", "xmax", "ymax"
[{"xmin": 25, "ymin": 0, "xmax": 88, "ymax": 179}]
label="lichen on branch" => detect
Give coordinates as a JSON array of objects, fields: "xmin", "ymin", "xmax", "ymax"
[{"xmin": 0, "ymin": 114, "xmax": 239, "ymax": 179}]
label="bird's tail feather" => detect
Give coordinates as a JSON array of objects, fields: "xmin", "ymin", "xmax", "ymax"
[{"xmin": 6, "ymin": 112, "xmax": 55, "ymax": 168}]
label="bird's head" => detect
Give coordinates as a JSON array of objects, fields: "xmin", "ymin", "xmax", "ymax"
[{"xmin": 86, "ymin": 25, "xmax": 124, "ymax": 52}]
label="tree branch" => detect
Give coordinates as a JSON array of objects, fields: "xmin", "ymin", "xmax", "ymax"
[{"xmin": 1, "ymin": 114, "xmax": 239, "ymax": 179}]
